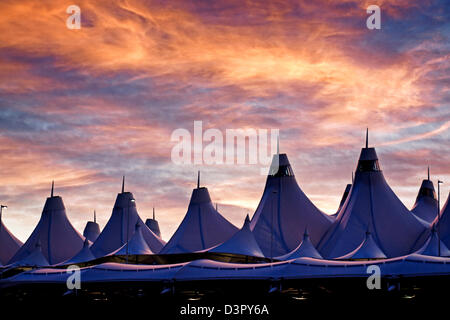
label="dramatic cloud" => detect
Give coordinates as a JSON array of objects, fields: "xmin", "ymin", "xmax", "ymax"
[{"xmin": 0, "ymin": 0, "xmax": 448, "ymax": 241}]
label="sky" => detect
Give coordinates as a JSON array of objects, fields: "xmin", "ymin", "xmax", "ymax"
[{"xmin": 0, "ymin": 0, "xmax": 449, "ymax": 242}]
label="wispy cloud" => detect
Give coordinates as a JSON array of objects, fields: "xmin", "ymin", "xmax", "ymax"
[{"xmin": 0, "ymin": 0, "xmax": 448, "ymax": 241}]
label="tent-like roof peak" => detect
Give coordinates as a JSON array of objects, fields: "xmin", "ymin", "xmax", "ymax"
[
  {"xmin": 113, "ymin": 222, "xmax": 153, "ymax": 256},
  {"xmin": 63, "ymin": 238, "xmax": 96, "ymax": 265},
  {"xmin": 14, "ymin": 241, "xmax": 50, "ymax": 267},
  {"xmin": 416, "ymin": 227, "xmax": 450, "ymax": 257},
  {"xmin": 161, "ymin": 185, "xmax": 238, "ymax": 254},
  {"xmin": 419, "ymin": 179, "xmax": 436, "ymax": 195},
  {"xmin": 9, "ymin": 193, "xmax": 84, "ymax": 265},
  {"xmin": 337, "ymin": 230, "xmax": 387, "ymax": 260},
  {"xmin": 91, "ymin": 189, "xmax": 165, "ymax": 257},
  {"xmin": 268, "ymin": 153, "xmax": 294, "ymax": 177},
  {"xmin": 209, "ymin": 214, "xmax": 264, "ymax": 257},
  {"xmin": 252, "ymin": 151, "xmax": 332, "ymax": 257},
  {"xmin": 277, "ymin": 228, "xmax": 323, "ymax": 260},
  {"xmin": 190, "ymin": 187, "xmax": 213, "ymax": 204}
]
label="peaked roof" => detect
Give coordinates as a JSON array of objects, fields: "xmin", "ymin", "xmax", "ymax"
[
  {"xmin": 250, "ymin": 153, "xmax": 333, "ymax": 257},
  {"xmin": 411, "ymin": 176, "xmax": 438, "ymax": 224},
  {"xmin": 145, "ymin": 208, "xmax": 161, "ymax": 238},
  {"xmin": 13, "ymin": 241, "xmax": 49, "ymax": 267},
  {"xmin": 83, "ymin": 221, "xmax": 100, "ymax": 243},
  {"xmin": 331, "ymin": 183, "xmax": 352, "ymax": 218},
  {"xmin": 64, "ymin": 239, "xmax": 96, "ymax": 264},
  {"xmin": 436, "ymin": 192, "xmax": 450, "ymax": 248},
  {"xmin": 277, "ymin": 229, "xmax": 323, "ymax": 260},
  {"xmin": 337, "ymin": 230, "xmax": 387, "ymax": 260},
  {"xmin": 0, "ymin": 216, "xmax": 23, "ymax": 265},
  {"xmin": 318, "ymin": 143, "xmax": 429, "ymax": 259},
  {"xmin": 209, "ymin": 215, "xmax": 264, "ymax": 257},
  {"xmin": 113, "ymin": 223, "xmax": 153, "ymax": 256},
  {"xmin": 145, "ymin": 219, "xmax": 161, "ymax": 238},
  {"xmin": 90, "ymin": 191, "xmax": 165, "ymax": 257},
  {"xmin": 161, "ymin": 186, "xmax": 238, "ymax": 254},
  {"xmin": 416, "ymin": 227, "xmax": 450, "ymax": 257},
  {"xmin": 9, "ymin": 189, "xmax": 84, "ymax": 265}
]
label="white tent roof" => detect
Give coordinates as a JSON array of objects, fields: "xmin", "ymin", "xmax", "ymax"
[
  {"xmin": 209, "ymin": 215, "xmax": 264, "ymax": 257},
  {"xmin": 83, "ymin": 210, "xmax": 100, "ymax": 242},
  {"xmin": 331, "ymin": 184, "xmax": 352, "ymax": 218},
  {"xmin": 83, "ymin": 221, "xmax": 100, "ymax": 243},
  {"xmin": 436, "ymin": 192, "xmax": 450, "ymax": 248},
  {"xmin": 277, "ymin": 229, "xmax": 323, "ymax": 260},
  {"xmin": 337, "ymin": 230, "xmax": 387, "ymax": 260},
  {"xmin": 9, "ymin": 188, "xmax": 84, "ymax": 265},
  {"xmin": 250, "ymin": 153, "xmax": 333, "ymax": 257},
  {"xmin": 64, "ymin": 239, "xmax": 96, "ymax": 264},
  {"xmin": 0, "ymin": 216, "xmax": 22, "ymax": 265},
  {"xmin": 91, "ymin": 189, "xmax": 165, "ymax": 257},
  {"xmin": 318, "ymin": 145, "xmax": 429, "ymax": 259},
  {"xmin": 416, "ymin": 227, "xmax": 450, "ymax": 257},
  {"xmin": 411, "ymin": 178, "xmax": 438, "ymax": 224},
  {"xmin": 145, "ymin": 208, "xmax": 161, "ymax": 238},
  {"xmin": 161, "ymin": 186, "xmax": 238, "ymax": 254},
  {"xmin": 8, "ymin": 254, "xmax": 450, "ymax": 285},
  {"xmin": 13, "ymin": 241, "xmax": 49, "ymax": 267},
  {"xmin": 145, "ymin": 219, "xmax": 161, "ymax": 238},
  {"xmin": 113, "ymin": 223, "xmax": 153, "ymax": 256}
]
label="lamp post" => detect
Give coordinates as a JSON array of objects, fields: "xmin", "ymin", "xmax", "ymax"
[
  {"xmin": 437, "ymin": 180, "xmax": 443, "ymax": 257},
  {"xmin": 0, "ymin": 205, "xmax": 7, "ymax": 235},
  {"xmin": 126, "ymin": 198, "xmax": 136, "ymax": 264}
]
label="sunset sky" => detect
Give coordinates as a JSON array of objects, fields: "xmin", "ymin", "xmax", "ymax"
[{"xmin": 0, "ymin": 0, "xmax": 448, "ymax": 242}]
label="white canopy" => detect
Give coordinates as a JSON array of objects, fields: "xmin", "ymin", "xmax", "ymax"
[
  {"xmin": 83, "ymin": 210, "xmax": 100, "ymax": 242},
  {"xmin": 83, "ymin": 221, "xmax": 100, "ymax": 243},
  {"xmin": 7, "ymin": 254, "xmax": 450, "ymax": 285},
  {"xmin": 91, "ymin": 190, "xmax": 165, "ymax": 257},
  {"xmin": 337, "ymin": 230, "xmax": 387, "ymax": 260},
  {"xmin": 318, "ymin": 145, "xmax": 429, "ymax": 258},
  {"xmin": 161, "ymin": 186, "xmax": 238, "ymax": 254},
  {"xmin": 331, "ymin": 184, "xmax": 352, "ymax": 219},
  {"xmin": 9, "ymin": 190, "xmax": 84, "ymax": 265},
  {"xmin": 63, "ymin": 239, "xmax": 96, "ymax": 264},
  {"xmin": 0, "ymin": 216, "xmax": 22, "ymax": 265},
  {"xmin": 113, "ymin": 223, "xmax": 153, "ymax": 256},
  {"xmin": 250, "ymin": 153, "xmax": 333, "ymax": 257},
  {"xmin": 415, "ymin": 227, "xmax": 450, "ymax": 257},
  {"xmin": 411, "ymin": 178, "xmax": 438, "ymax": 224},
  {"xmin": 436, "ymin": 192, "xmax": 450, "ymax": 248},
  {"xmin": 13, "ymin": 241, "xmax": 49, "ymax": 267},
  {"xmin": 209, "ymin": 215, "xmax": 264, "ymax": 257},
  {"xmin": 145, "ymin": 208, "xmax": 161, "ymax": 238},
  {"xmin": 277, "ymin": 229, "xmax": 323, "ymax": 260}
]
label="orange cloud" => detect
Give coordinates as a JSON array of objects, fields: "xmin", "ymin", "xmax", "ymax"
[{"xmin": 0, "ymin": 0, "xmax": 447, "ymax": 242}]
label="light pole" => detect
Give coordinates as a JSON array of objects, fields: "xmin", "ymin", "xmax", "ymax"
[
  {"xmin": 126, "ymin": 198, "xmax": 136, "ymax": 264},
  {"xmin": 437, "ymin": 180, "xmax": 443, "ymax": 257},
  {"xmin": 0, "ymin": 205, "xmax": 7, "ymax": 235}
]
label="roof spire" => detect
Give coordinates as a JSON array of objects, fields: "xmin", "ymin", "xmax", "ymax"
[
  {"xmin": 121, "ymin": 175, "xmax": 125, "ymax": 193},
  {"xmin": 51, "ymin": 180, "xmax": 54, "ymax": 197},
  {"xmin": 365, "ymin": 128, "xmax": 369, "ymax": 148},
  {"xmin": 153, "ymin": 206, "xmax": 155, "ymax": 220},
  {"xmin": 427, "ymin": 166, "xmax": 430, "ymax": 181},
  {"xmin": 197, "ymin": 171, "xmax": 200, "ymax": 189},
  {"xmin": 352, "ymin": 171, "xmax": 354, "ymax": 183},
  {"xmin": 94, "ymin": 210, "xmax": 96, "ymax": 223}
]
